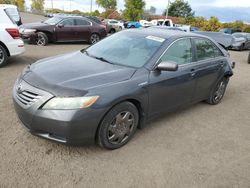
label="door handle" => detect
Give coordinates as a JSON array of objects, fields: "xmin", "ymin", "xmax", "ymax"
[
  {"xmin": 219, "ymin": 61, "xmax": 224, "ymax": 67},
  {"xmin": 190, "ymin": 68, "xmax": 196, "ymax": 76}
]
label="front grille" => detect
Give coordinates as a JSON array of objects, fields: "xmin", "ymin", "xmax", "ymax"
[{"xmin": 16, "ymin": 90, "xmax": 41, "ymax": 106}]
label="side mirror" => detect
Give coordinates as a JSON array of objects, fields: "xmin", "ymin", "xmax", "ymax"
[
  {"xmin": 57, "ymin": 23, "xmax": 64, "ymax": 28},
  {"xmin": 157, "ymin": 61, "xmax": 178, "ymax": 71}
]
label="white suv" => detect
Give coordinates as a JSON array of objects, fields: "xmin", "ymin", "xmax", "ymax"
[{"xmin": 0, "ymin": 4, "xmax": 25, "ymax": 67}]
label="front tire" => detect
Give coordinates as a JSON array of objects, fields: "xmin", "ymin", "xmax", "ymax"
[
  {"xmin": 97, "ymin": 102, "xmax": 139, "ymax": 150},
  {"xmin": 36, "ymin": 32, "xmax": 48, "ymax": 46},
  {"xmin": 206, "ymin": 77, "xmax": 229, "ymax": 105},
  {"xmin": 0, "ymin": 45, "xmax": 8, "ymax": 68}
]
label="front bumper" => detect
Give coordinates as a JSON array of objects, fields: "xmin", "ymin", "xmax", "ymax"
[{"xmin": 12, "ymin": 80, "xmax": 105, "ymax": 145}]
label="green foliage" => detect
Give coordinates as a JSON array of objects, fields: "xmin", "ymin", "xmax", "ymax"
[
  {"xmin": 16, "ymin": 0, "xmax": 25, "ymax": 11},
  {"xmin": 96, "ymin": 0, "xmax": 116, "ymax": 10},
  {"xmin": 0, "ymin": 0, "xmax": 13, "ymax": 3},
  {"xmin": 164, "ymin": 0, "xmax": 194, "ymax": 18},
  {"xmin": 31, "ymin": 0, "xmax": 44, "ymax": 13},
  {"xmin": 0, "ymin": 0, "xmax": 25, "ymax": 11},
  {"xmin": 46, "ymin": 9, "xmax": 101, "ymax": 17},
  {"xmin": 123, "ymin": 0, "xmax": 145, "ymax": 21}
]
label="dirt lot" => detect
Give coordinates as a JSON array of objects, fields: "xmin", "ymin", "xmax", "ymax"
[{"xmin": 0, "ymin": 13, "xmax": 250, "ymax": 188}]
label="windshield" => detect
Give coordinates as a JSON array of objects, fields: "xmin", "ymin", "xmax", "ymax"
[
  {"xmin": 85, "ymin": 32, "xmax": 164, "ymax": 68},
  {"xmin": 44, "ymin": 17, "xmax": 63, "ymax": 25}
]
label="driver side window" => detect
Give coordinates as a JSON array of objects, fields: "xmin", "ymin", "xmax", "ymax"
[
  {"xmin": 61, "ymin": 19, "xmax": 75, "ymax": 26},
  {"xmin": 160, "ymin": 38, "xmax": 192, "ymax": 65}
]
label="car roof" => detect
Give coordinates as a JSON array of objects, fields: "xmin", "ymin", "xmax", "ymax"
[{"xmin": 128, "ymin": 28, "xmax": 206, "ymax": 40}]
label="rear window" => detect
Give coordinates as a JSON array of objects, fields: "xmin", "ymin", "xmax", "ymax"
[
  {"xmin": 4, "ymin": 8, "xmax": 20, "ymax": 22},
  {"xmin": 4, "ymin": 9, "xmax": 17, "ymax": 24}
]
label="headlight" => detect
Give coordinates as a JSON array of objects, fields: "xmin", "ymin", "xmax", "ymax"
[
  {"xmin": 42, "ymin": 96, "xmax": 99, "ymax": 110},
  {"xmin": 23, "ymin": 29, "xmax": 36, "ymax": 33}
]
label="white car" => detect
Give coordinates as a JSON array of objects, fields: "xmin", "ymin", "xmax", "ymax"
[
  {"xmin": 106, "ymin": 19, "xmax": 124, "ymax": 30},
  {"xmin": 0, "ymin": 4, "xmax": 25, "ymax": 67}
]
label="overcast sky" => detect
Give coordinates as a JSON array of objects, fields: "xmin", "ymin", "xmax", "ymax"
[{"xmin": 25, "ymin": 0, "xmax": 250, "ymax": 22}]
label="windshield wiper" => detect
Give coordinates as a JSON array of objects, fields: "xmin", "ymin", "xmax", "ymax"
[
  {"xmin": 84, "ymin": 51, "xmax": 114, "ymax": 65},
  {"xmin": 94, "ymin": 56, "xmax": 114, "ymax": 64}
]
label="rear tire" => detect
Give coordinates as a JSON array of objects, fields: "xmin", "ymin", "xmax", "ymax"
[
  {"xmin": 110, "ymin": 28, "xmax": 116, "ymax": 34},
  {"xmin": 248, "ymin": 52, "xmax": 250, "ymax": 64},
  {"xmin": 206, "ymin": 77, "xmax": 229, "ymax": 105},
  {"xmin": 89, "ymin": 33, "xmax": 100, "ymax": 45},
  {"xmin": 0, "ymin": 45, "xmax": 8, "ymax": 68},
  {"xmin": 97, "ymin": 102, "xmax": 139, "ymax": 150},
  {"xmin": 36, "ymin": 32, "xmax": 48, "ymax": 46}
]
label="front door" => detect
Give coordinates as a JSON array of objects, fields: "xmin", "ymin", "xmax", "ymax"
[
  {"xmin": 148, "ymin": 38, "xmax": 196, "ymax": 117},
  {"xmin": 55, "ymin": 18, "xmax": 77, "ymax": 41}
]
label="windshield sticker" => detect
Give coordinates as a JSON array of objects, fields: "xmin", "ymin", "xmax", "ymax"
[{"xmin": 146, "ymin": 36, "xmax": 165, "ymax": 43}]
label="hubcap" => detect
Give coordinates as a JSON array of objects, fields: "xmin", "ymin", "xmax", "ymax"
[
  {"xmin": 108, "ymin": 111, "xmax": 135, "ymax": 145},
  {"xmin": 214, "ymin": 81, "xmax": 226, "ymax": 102},
  {"xmin": 0, "ymin": 49, "xmax": 4, "ymax": 64},
  {"xmin": 90, "ymin": 34, "xmax": 99, "ymax": 44},
  {"xmin": 36, "ymin": 35, "xmax": 46, "ymax": 46}
]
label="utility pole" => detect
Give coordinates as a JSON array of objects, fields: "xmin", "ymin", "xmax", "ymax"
[
  {"xmin": 90, "ymin": 0, "xmax": 93, "ymax": 13},
  {"xmin": 51, "ymin": 0, "xmax": 53, "ymax": 9},
  {"xmin": 165, "ymin": 0, "xmax": 170, "ymax": 18}
]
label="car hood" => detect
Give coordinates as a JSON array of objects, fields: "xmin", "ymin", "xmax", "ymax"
[
  {"xmin": 22, "ymin": 51, "xmax": 136, "ymax": 97},
  {"xmin": 19, "ymin": 22, "xmax": 53, "ymax": 29}
]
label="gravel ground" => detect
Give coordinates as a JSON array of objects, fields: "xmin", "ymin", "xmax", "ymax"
[{"xmin": 0, "ymin": 13, "xmax": 250, "ymax": 188}]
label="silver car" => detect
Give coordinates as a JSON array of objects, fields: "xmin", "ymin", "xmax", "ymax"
[{"xmin": 232, "ymin": 32, "xmax": 250, "ymax": 51}]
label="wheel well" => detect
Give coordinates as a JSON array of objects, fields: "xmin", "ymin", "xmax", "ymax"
[
  {"xmin": 94, "ymin": 99, "xmax": 145, "ymax": 142},
  {"xmin": 0, "ymin": 41, "xmax": 10, "ymax": 56}
]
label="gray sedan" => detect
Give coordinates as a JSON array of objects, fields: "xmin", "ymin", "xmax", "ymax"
[
  {"xmin": 13, "ymin": 29, "xmax": 234, "ymax": 149},
  {"xmin": 232, "ymin": 32, "xmax": 250, "ymax": 51}
]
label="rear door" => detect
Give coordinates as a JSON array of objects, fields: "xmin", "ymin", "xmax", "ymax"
[
  {"xmin": 55, "ymin": 18, "xmax": 76, "ymax": 41},
  {"xmin": 191, "ymin": 37, "xmax": 226, "ymax": 102},
  {"xmin": 74, "ymin": 18, "xmax": 92, "ymax": 41},
  {"xmin": 148, "ymin": 38, "xmax": 196, "ymax": 117}
]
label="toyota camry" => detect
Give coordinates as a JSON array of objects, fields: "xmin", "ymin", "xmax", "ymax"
[{"xmin": 13, "ymin": 28, "xmax": 234, "ymax": 149}]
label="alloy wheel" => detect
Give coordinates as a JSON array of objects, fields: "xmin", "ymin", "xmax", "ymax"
[
  {"xmin": 90, "ymin": 34, "xmax": 100, "ymax": 44},
  {"xmin": 108, "ymin": 111, "xmax": 135, "ymax": 145},
  {"xmin": 214, "ymin": 80, "xmax": 226, "ymax": 102},
  {"xmin": 36, "ymin": 35, "xmax": 46, "ymax": 46}
]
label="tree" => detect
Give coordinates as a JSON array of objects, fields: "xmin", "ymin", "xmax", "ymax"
[
  {"xmin": 16, "ymin": 0, "xmax": 25, "ymax": 11},
  {"xmin": 0, "ymin": 0, "xmax": 14, "ymax": 4},
  {"xmin": 31, "ymin": 0, "xmax": 44, "ymax": 13},
  {"xmin": 163, "ymin": 0, "xmax": 194, "ymax": 18},
  {"xmin": 123, "ymin": 0, "xmax": 145, "ymax": 21},
  {"xmin": 96, "ymin": 0, "xmax": 117, "ymax": 10}
]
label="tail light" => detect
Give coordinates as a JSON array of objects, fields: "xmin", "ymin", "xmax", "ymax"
[{"xmin": 6, "ymin": 28, "xmax": 20, "ymax": 39}]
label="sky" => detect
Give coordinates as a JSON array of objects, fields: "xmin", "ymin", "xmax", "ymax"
[{"xmin": 25, "ymin": 0, "xmax": 250, "ymax": 22}]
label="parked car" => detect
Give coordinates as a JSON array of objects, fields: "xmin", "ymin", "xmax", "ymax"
[
  {"xmin": 0, "ymin": 4, "xmax": 22, "ymax": 26},
  {"xmin": 13, "ymin": 29, "xmax": 234, "ymax": 149},
  {"xmin": 149, "ymin": 26, "xmax": 185, "ymax": 32},
  {"xmin": 106, "ymin": 19, "xmax": 124, "ymax": 29},
  {"xmin": 103, "ymin": 19, "xmax": 123, "ymax": 34},
  {"xmin": 194, "ymin": 31, "xmax": 234, "ymax": 50},
  {"xmin": 231, "ymin": 32, "xmax": 250, "ymax": 51},
  {"xmin": 219, "ymin": 28, "xmax": 241, "ymax": 34},
  {"xmin": 19, "ymin": 16, "xmax": 107, "ymax": 46},
  {"xmin": 0, "ymin": 5, "xmax": 25, "ymax": 67},
  {"xmin": 125, "ymin": 21, "xmax": 142, "ymax": 28}
]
